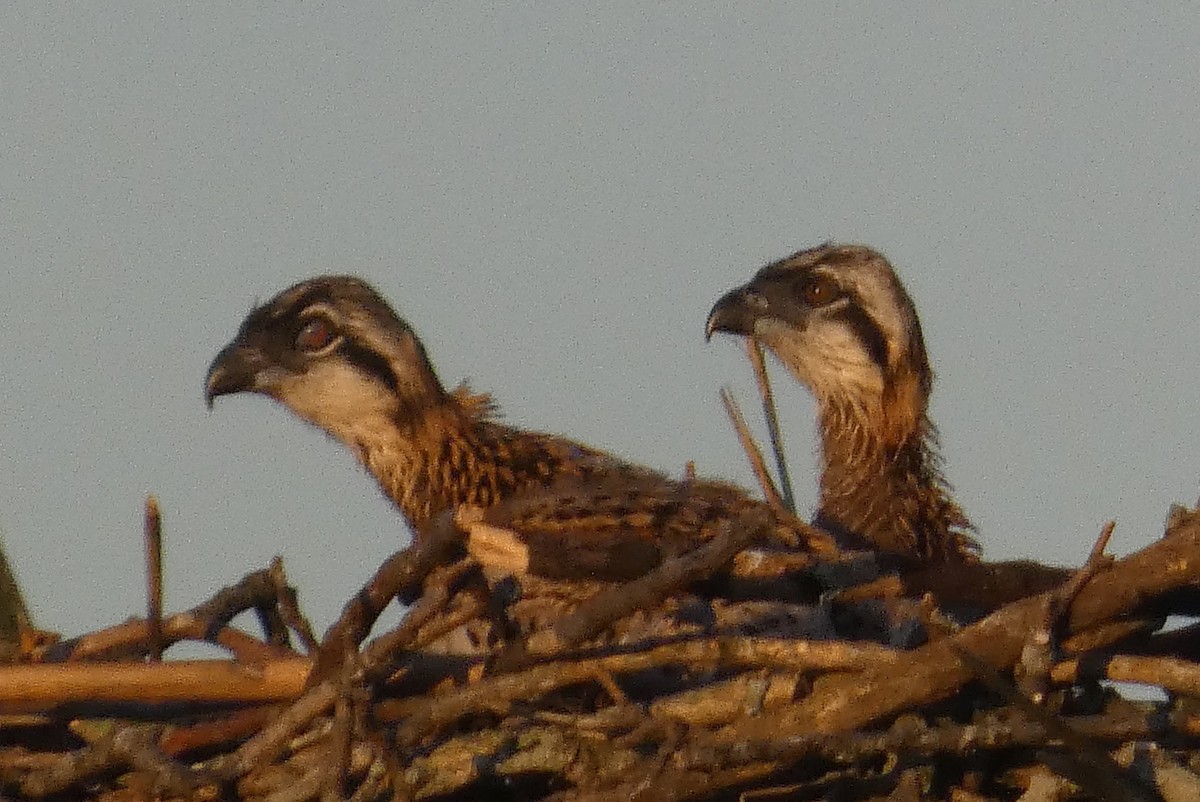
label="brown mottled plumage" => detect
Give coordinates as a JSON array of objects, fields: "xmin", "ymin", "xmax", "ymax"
[
  {"xmin": 205, "ymin": 276, "xmax": 834, "ymax": 583},
  {"xmin": 707, "ymin": 243, "xmax": 978, "ymax": 564}
]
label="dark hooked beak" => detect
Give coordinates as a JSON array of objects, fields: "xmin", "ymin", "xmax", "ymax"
[
  {"xmin": 204, "ymin": 342, "xmax": 263, "ymax": 408},
  {"xmin": 705, "ymin": 285, "xmax": 760, "ymax": 341}
]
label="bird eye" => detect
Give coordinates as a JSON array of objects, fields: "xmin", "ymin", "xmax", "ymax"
[
  {"xmin": 295, "ymin": 316, "xmax": 338, "ymax": 353},
  {"xmin": 801, "ymin": 275, "xmax": 839, "ymax": 307}
]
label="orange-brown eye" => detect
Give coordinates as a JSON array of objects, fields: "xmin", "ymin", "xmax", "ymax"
[
  {"xmin": 801, "ymin": 275, "xmax": 839, "ymax": 307},
  {"xmin": 296, "ymin": 317, "xmax": 337, "ymax": 353}
]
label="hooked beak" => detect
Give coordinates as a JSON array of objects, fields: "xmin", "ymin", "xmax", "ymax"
[
  {"xmin": 204, "ymin": 342, "xmax": 264, "ymax": 408},
  {"xmin": 705, "ymin": 285, "xmax": 762, "ymax": 341}
]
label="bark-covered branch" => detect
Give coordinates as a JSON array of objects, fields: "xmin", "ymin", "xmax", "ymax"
[{"xmin": 5, "ymin": 503, "xmax": 1200, "ymax": 801}]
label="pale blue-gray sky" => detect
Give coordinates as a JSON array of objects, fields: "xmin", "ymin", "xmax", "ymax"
[{"xmin": 2, "ymin": 5, "xmax": 1199, "ymax": 637}]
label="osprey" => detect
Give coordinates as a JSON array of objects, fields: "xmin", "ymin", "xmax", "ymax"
[
  {"xmin": 707, "ymin": 244, "xmax": 977, "ymax": 564},
  {"xmin": 206, "ymin": 275, "xmax": 836, "ymax": 583}
]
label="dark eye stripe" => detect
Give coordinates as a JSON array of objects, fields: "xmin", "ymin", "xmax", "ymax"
[
  {"xmin": 830, "ymin": 304, "xmax": 889, "ymax": 371},
  {"xmin": 341, "ymin": 342, "xmax": 401, "ymax": 396}
]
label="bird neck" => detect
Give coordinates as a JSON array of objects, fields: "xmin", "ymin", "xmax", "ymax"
[
  {"xmin": 814, "ymin": 395, "xmax": 974, "ymax": 562},
  {"xmin": 347, "ymin": 387, "xmax": 598, "ymax": 533}
]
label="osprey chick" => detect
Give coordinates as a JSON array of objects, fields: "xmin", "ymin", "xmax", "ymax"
[{"xmin": 707, "ymin": 244, "xmax": 977, "ymax": 563}]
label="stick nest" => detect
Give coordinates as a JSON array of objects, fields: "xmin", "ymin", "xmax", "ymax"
[{"xmin": 3, "ymin": 495, "xmax": 1200, "ymax": 802}]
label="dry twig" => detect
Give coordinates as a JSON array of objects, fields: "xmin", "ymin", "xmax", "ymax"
[
  {"xmin": 746, "ymin": 338, "xmax": 796, "ymax": 514},
  {"xmin": 143, "ymin": 495, "xmax": 164, "ymax": 663},
  {"xmin": 719, "ymin": 387, "xmax": 786, "ymax": 513}
]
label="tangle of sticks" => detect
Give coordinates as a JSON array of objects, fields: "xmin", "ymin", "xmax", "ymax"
[{"xmin": 1, "ymin": 494, "xmax": 1200, "ymax": 801}]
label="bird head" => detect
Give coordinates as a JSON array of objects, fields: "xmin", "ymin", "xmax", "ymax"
[
  {"xmin": 205, "ymin": 276, "xmax": 447, "ymax": 438},
  {"xmin": 706, "ymin": 244, "xmax": 932, "ymax": 434}
]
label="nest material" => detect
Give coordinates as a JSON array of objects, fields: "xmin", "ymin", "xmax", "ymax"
[{"xmin": 2, "ymin": 501, "xmax": 1200, "ymax": 801}]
